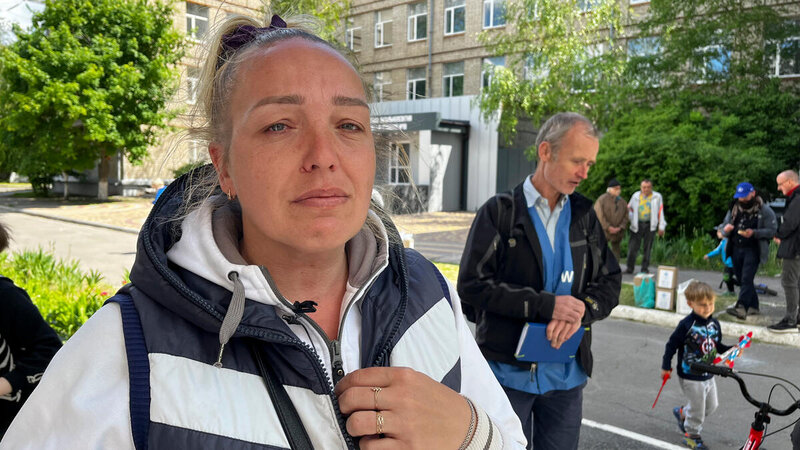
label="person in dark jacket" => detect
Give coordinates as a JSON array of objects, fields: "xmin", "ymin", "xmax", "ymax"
[
  {"xmin": 720, "ymin": 182, "xmax": 777, "ymax": 319},
  {"xmin": 0, "ymin": 222, "xmax": 62, "ymax": 438},
  {"xmin": 458, "ymin": 112, "xmax": 621, "ymax": 450},
  {"xmin": 768, "ymin": 170, "xmax": 800, "ymax": 333}
]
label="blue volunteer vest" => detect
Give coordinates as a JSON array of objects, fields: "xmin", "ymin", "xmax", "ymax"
[{"xmin": 490, "ymin": 198, "xmax": 588, "ymax": 394}]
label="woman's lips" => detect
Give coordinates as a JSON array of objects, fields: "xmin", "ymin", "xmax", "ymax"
[{"xmin": 293, "ymin": 188, "xmax": 349, "ymax": 207}]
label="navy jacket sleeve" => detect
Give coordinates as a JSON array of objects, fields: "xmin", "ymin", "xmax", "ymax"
[
  {"xmin": 713, "ymin": 318, "xmax": 733, "ymax": 354},
  {"xmin": 662, "ymin": 319, "xmax": 688, "ymax": 371},
  {"xmin": 0, "ymin": 278, "xmax": 62, "ymax": 394},
  {"xmin": 457, "ymin": 196, "xmax": 556, "ymax": 321}
]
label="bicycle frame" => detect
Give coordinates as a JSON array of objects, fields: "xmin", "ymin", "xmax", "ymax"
[{"xmin": 689, "ymin": 362, "xmax": 799, "ymax": 450}]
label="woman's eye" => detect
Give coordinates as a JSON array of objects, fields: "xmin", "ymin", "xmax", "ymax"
[{"xmin": 266, "ymin": 123, "xmax": 287, "ymax": 132}]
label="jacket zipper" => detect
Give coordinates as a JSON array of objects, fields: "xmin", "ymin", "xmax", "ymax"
[{"xmin": 140, "ymin": 227, "xmax": 356, "ymax": 448}]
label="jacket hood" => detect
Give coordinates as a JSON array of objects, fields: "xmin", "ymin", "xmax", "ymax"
[{"xmin": 127, "ymin": 166, "xmax": 392, "ymax": 342}]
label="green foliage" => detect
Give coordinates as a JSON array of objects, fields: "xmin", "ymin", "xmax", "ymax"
[
  {"xmin": 622, "ymin": 0, "xmax": 800, "ymax": 173},
  {"xmin": 0, "ymin": 0, "xmax": 185, "ymax": 188},
  {"xmin": 0, "ymin": 248, "xmax": 115, "ymax": 339},
  {"xmin": 172, "ymin": 160, "xmax": 206, "ymax": 179},
  {"xmin": 630, "ymin": 0, "xmax": 798, "ymax": 99},
  {"xmin": 270, "ymin": 0, "xmax": 352, "ymax": 44},
  {"xmin": 581, "ymin": 99, "xmax": 780, "ymax": 233},
  {"xmin": 477, "ymin": 0, "xmax": 628, "ymax": 147}
]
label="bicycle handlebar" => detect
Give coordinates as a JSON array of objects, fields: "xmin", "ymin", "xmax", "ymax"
[{"xmin": 690, "ymin": 362, "xmax": 800, "ymax": 417}]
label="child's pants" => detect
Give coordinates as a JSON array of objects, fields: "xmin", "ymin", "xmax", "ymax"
[{"xmin": 679, "ymin": 377, "xmax": 718, "ymax": 435}]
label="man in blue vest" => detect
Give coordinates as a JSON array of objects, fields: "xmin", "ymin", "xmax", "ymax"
[{"xmin": 458, "ymin": 112, "xmax": 621, "ymax": 449}]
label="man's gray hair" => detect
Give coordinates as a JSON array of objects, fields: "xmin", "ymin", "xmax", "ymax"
[{"xmin": 534, "ymin": 112, "xmax": 600, "ymax": 160}]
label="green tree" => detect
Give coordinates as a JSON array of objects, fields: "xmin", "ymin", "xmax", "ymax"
[
  {"xmin": 0, "ymin": 0, "xmax": 184, "ymax": 199},
  {"xmin": 270, "ymin": 0, "xmax": 351, "ymax": 44},
  {"xmin": 624, "ymin": 0, "xmax": 800, "ymax": 171},
  {"xmin": 477, "ymin": 0, "xmax": 627, "ymax": 154},
  {"xmin": 580, "ymin": 98, "xmax": 780, "ymax": 234}
]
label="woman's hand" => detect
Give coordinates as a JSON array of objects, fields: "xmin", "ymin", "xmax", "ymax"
[{"xmin": 335, "ymin": 367, "xmax": 471, "ymax": 449}]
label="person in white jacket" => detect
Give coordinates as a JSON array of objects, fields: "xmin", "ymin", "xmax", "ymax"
[
  {"xmin": 625, "ymin": 179, "xmax": 667, "ymax": 274},
  {"xmin": 1, "ymin": 11, "xmax": 525, "ymax": 450}
]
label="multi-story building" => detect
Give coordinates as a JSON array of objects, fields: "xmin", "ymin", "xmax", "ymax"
[
  {"xmin": 116, "ymin": 0, "xmax": 262, "ymax": 194},
  {"xmin": 348, "ymin": 0, "xmax": 800, "ymax": 212}
]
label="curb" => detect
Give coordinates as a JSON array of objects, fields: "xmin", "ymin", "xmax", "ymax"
[
  {"xmin": 0, "ymin": 205, "xmax": 140, "ymax": 235},
  {"xmin": 610, "ymin": 305, "xmax": 800, "ymax": 346}
]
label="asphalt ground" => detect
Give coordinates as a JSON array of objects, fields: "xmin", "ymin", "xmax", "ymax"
[{"xmin": 0, "ymin": 189, "xmax": 797, "ymax": 347}]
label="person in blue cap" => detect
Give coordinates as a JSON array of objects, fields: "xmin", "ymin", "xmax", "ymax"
[{"xmin": 718, "ymin": 182, "xmax": 777, "ymax": 319}]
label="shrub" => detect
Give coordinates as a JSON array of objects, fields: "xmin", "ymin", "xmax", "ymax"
[
  {"xmin": 172, "ymin": 161, "xmax": 207, "ymax": 179},
  {"xmin": 0, "ymin": 248, "xmax": 115, "ymax": 339}
]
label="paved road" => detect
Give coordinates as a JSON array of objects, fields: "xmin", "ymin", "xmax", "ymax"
[
  {"xmin": 580, "ymin": 318, "xmax": 800, "ymax": 449},
  {"xmin": 0, "ymin": 210, "xmax": 137, "ymax": 284}
]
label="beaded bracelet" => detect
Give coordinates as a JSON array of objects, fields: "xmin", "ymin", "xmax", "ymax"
[{"xmin": 458, "ymin": 397, "xmax": 477, "ymax": 450}]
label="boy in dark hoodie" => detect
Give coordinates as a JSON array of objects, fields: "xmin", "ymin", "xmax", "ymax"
[{"xmin": 662, "ymin": 281, "xmax": 733, "ymax": 450}]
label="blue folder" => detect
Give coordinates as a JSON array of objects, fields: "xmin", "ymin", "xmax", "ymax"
[{"xmin": 514, "ymin": 323, "xmax": 586, "ymax": 363}]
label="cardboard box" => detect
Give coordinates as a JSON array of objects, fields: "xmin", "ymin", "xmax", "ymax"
[
  {"xmin": 655, "ymin": 288, "xmax": 675, "ymax": 311},
  {"xmin": 657, "ymin": 266, "xmax": 678, "ymax": 290}
]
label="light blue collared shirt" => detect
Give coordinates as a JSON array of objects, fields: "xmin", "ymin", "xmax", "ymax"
[{"xmin": 523, "ymin": 175, "xmax": 568, "ymax": 249}]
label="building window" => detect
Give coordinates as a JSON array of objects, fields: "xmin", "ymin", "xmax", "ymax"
[
  {"xmin": 407, "ymin": 67, "xmax": 427, "ymax": 100},
  {"xmin": 407, "ymin": 3, "xmax": 427, "ymax": 42},
  {"xmin": 346, "ymin": 26, "xmax": 362, "ymax": 52},
  {"xmin": 375, "ymin": 10, "xmax": 393, "ymax": 48},
  {"xmin": 482, "ymin": 56, "xmax": 505, "ymax": 88},
  {"xmin": 574, "ymin": 44, "xmax": 604, "ymax": 91},
  {"xmin": 577, "ymin": 0, "xmax": 601, "ymax": 12},
  {"xmin": 696, "ymin": 44, "xmax": 730, "ymax": 80},
  {"xmin": 389, "ymin": 143, "xmax": 411, "ymax": 185},
  {"xmin": 374, "ymin": 71, "xmax": 392, "ymax": 102},
  {"xmin": 186, "ymin": 67, "xmax": 199, "ymax": 105},
  {"xmin": 483, "ymin": 0, "xmax": 505, "ymax": 29},
  {"xmin": 767, "ymin": 24, "xmax": 800, "ymax": 77},
  {"xmin": 627, "ymin": 36, "xmax": 661, "ymax": 57},
  {"xmin": 185, "ymin": 2, "xmax": 209, "ymax": 41},
  {"xmin": 444, "ymin": 0, "xmax": 466, "ymax": 35},
  {"xmin": 627, "ymin": 37, "xmax": 661, "ymax": 86},
  {"xmin": 443, "ymin": 62, "xmax": 464, "ymax": 97},
  {"xmin": 523, "ymin": 53, "xmax": 549, "ymax": 81}
]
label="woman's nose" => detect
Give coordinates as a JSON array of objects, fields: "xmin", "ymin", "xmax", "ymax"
[{"xmin": 300, "ymin": 127, "xmax": 339, "ymax": 173}]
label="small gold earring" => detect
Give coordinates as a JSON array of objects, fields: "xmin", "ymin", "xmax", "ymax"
[{"xmin": 226, "ymin": 189, "xmax": 233, "ymax": 201}]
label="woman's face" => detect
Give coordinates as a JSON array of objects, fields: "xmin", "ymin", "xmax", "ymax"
[{"xmin": 211, "ymin": 38, "xmax": 375, "ymax": 258}]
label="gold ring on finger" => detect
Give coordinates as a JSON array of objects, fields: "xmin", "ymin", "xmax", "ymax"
[
  {"xmin": 371, "ymin": 386, "xmax": 381, "ymax": 410},
  {"xmin": 376, "ymin": 411, "xmax": 385, "ymax": 435}
]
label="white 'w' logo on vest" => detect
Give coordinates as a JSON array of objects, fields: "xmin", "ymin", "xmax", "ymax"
[{"xmin": 560, "ymin": 271, "xmax": 574, "ymax": 283}]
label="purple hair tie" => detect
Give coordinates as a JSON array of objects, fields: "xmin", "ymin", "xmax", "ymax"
[{"xmin": 217, "ymin": 14, "xmax": 287, "ymax": 68}]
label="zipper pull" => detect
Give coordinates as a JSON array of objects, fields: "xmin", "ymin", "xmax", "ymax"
[
  {"xmin": 330, "ymin": 339, "xmax": 345, "ymax": 385},
  {"xmin": 530, "ymin": 363, "xmax": 537, "ymax": 382}
]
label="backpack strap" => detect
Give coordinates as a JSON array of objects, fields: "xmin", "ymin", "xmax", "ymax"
[
  {"xmin": 495, "ymin": 191, "xmax": 516, "ymax": 249},
  {"xmin": 105, "ymin": 293, "xmax": 150, "ymax": 450}
]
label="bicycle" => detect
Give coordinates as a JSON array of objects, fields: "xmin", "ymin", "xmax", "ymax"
[{"xmin": 690, "ymin": 362, "xmax": 800, "ymax": 450}]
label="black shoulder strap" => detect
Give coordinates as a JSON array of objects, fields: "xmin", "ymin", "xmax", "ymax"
[
  {"xmin": 105, "ymin": 293, "xmax": 150, "ymax": 450},
  {"xmin": 250, "ymin": 343, "xmax": 314, "ymax": 450},
  {"xmin": 495, "ymin": 191, "xmax": 516, "ymax": 248}
]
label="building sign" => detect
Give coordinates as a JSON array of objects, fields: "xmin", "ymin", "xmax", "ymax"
[{"xmin": 371, "ymin": 112, "xmax": 439, "ymax": 132}]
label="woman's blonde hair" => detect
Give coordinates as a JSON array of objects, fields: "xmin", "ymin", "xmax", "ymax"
[{"xmin": 173, "ymin": 10, "xmax": 401, "ymax": 240}]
